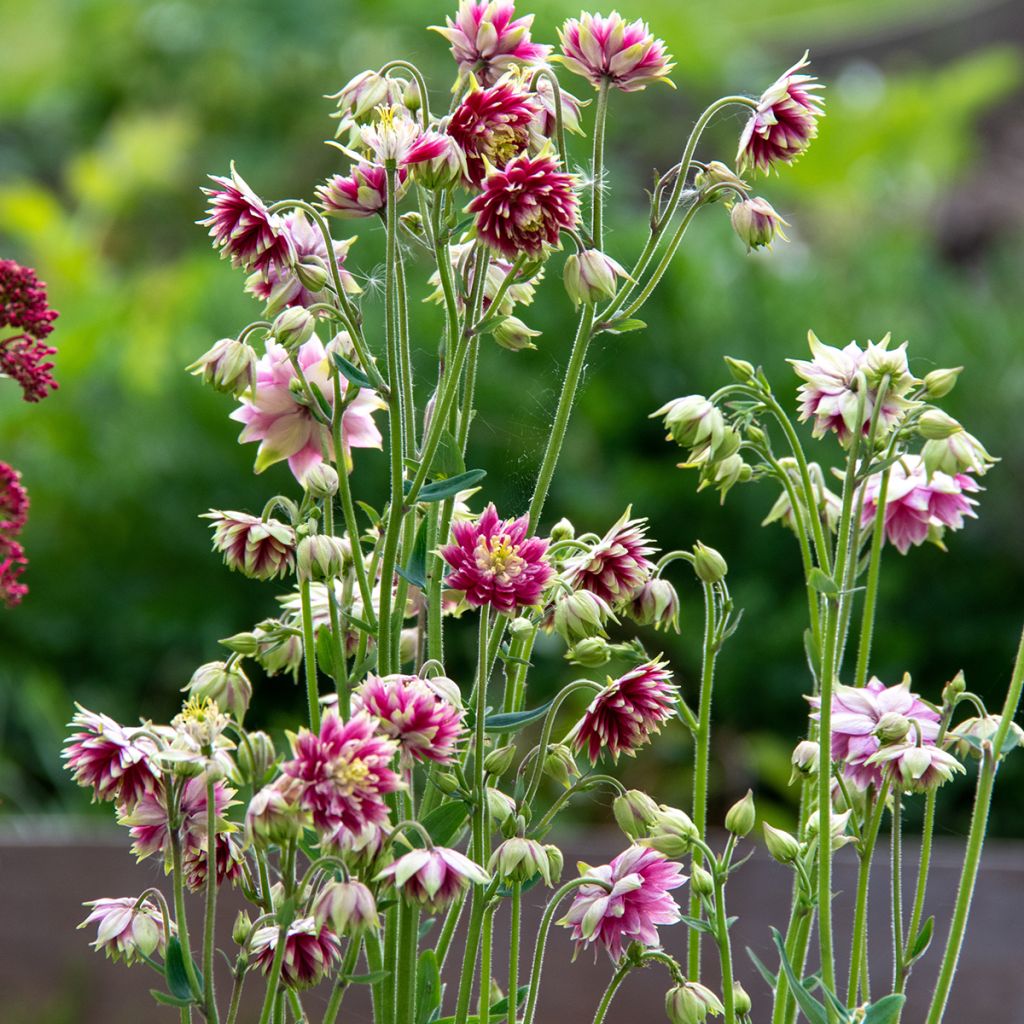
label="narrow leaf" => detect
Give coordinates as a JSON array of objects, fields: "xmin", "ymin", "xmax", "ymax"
[
  {"xmin": 150, "ymin": 989, "xmax": 194, "ymax": 1008},
  {"xmin": 431, "ymin": 428, "xmax": 466, "ymax": 480},
  {"xmin": 413, "ymin": 468, "xmax": 488, "ymax": 503},
  {"xmin": 862, "ymin": 994, "xmax": 907, "ymax": 1024},
  {"xmin": 746, "ymin": 947, "xmax": 779, "ymax": 990},
  {"xmin": 484, "ymin": 699, "xmax": 554, "ymax": 733},
  {"xmin": 332, "ymin": 351, "xmax": 373, "ymax": 390},
  {"xmin": 347, "ymin": 970, "xmax": 392, "ymax": 985},
  {"xmin": 808, "ymin": 567, "xmax": 839, "ymax": 597},
  {"xmin": 679, "ymin": 914, "xmax": 714, "ymax": 935},
  {"xmin": 416, "ymin": 949, "xmax": 442, "ymax": 1024},
  {"xmin": 907, "ymin": 915, "xmax": 934, "ymax": 963},
  {"xmin": 770, "ymin": 928, "xmax": 830, "ymax": 1024},
  {"xmin": 397, "ymin": 519, "xmax": 428, "ymax": 590},
  {"xmin": 603, "ymin": 317, "xmax": 647, "ymax": 335}
]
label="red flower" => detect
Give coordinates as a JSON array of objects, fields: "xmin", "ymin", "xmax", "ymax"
[
  {"xmin": 468, "ymin": 152, "xmax": 578, "ymax": 259},
  {"xmin": 566, "ymin": 508, "xmax": 656, "ymax": 606},
  {"xmin": 0, "ymin": 259, "xmax": 59, "ymax": 403},
  {"xmin": 251, "ymin": 918, "xmax": 341, "ymax": 989},
  {"xmin": 0, "ymin": 539, "xmax": 28, "ymax": 608}
]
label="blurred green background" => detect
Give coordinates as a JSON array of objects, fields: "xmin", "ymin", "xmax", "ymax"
[{"xmin": 1, "ymin": 0, "xmax": 1022, "ymax": 834}]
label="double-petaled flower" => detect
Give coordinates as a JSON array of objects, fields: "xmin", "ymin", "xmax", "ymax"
[{"xmin": 557, "ymin": 12, "xmax": 674, "ymax": 93}]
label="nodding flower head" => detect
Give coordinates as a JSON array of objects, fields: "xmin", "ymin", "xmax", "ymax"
[
  {"xmin": 557, "ymin": 12, "xmax": 675, "ymax": 93},
  {"xmin": 376, "ymin": 846, "xmax": 490, "ymax": 912}
]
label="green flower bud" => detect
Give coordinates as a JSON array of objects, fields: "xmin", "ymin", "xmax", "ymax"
[
  {"xmin": 694, "ymin": 160, "xmax": 748, "ymax": 197},
  {"xmin": 922, "ymin": 366, "xmax": 962, "ymax": 400},
  {"xmin": 487, "ymin": 787, "xmax": 517, "ymax": 824},
  {"xmin": 563, "ymin": 249, "xmax": 630, "ymax": 307},
  {"xmin": 917, "ymin": 409, "xmax": 962, "ymax": 441},
  {"xmin": 724, "ymin": 356, "xmax": 756, "ymax": 383},
  {"xmin": 508, "ymin": 616, "xmax": 536, "ymax": 641},
  {"xmin": 305, "ymin": 463, "xmax": 340, "ymax": 498},
  {"xmin": 763, "ymin": 822, "xmax": 800, "ymax": 864},
  {"xmin": 942, "ymin": 671, "xmax": 967, "ymax": 706},
  {"xmin": 690, "ymin": 865, "xmax": 715, "ymax": 897},
  {"xmin": 875, "ymin": 711, "xmax": 911, "ymax": 744},
  {"xmin": 484, "ymin": 744, "xmax": 517, "ymax": 776},
  {"xmin": 185, "ymin": 661, "xmax": 252, "ymax": 723},
  {"xmin": 219, "ymin": 630, "xmax": 261, "ymax": 657},
  {"xmin": 642, "ymin": 805, "xmax": 700, "ymax": 857},
  {"xmin": 665, "ymin": 982, "xmax": 724, "ymax": 1024},
  {"xmin": 295, "ymin": 258, "xmax": 330, "ymax": 294},
  {"xmin": 725, "ymin": 790, "xmax": 755, "ymax": 837},
  {"xmin": 232, "ymin": 910, "xmax": 252, "ymax": 947},
  {"xmin": 296, "ymin": 534, "xmax": 347, "ymax": 582},
  {"xmin": 271, "ymin": 307, "xmax": 316, "ymax": 353},
  {"xmin": 435, "ymin": 771, "xmax": 462, "ymax": 795},
  {"xmin": 789, "ymin": 740, "xmax": 819, "ymax": 785},
  {"xmin": 566, "ymin": 636, "xmax": 612, "ymax": 668},
  {"xmin": 549, "ymin": 517, "xmax": 575, "ymax": 542},
  {"xmin": 491, "ymin": 315, "xmax": 541, "ymax": 352},
  {"xmin": 693, "ymin": 542, "xmax": 728, "ymax": 584},
  {"xmin": 235, "ymin": 729, "xmax": 276, "ymax": 784},
  {"xmin": 543, "ymin": 743, "xmax": 580, "ymax": 790},
  {"xmin": 613, "ymin": 790, "xmax": 660, "ymax": 841},
  {"xmin": 734, "ymin": 982, "xmax": 752, "ymax": 1017}
]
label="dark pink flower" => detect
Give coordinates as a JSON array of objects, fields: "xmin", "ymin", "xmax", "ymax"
[
  {"xmin": 737, "ymin": 53, "xmax": 824, "ymax": 175},
  {"xmin": 230, "ymin": 336, "xmax": 384, "ymax": 482},
  {"xmin": 441, "ymin": 503, "xmax": 553, "ymax": 613},
  {"xmin": 245, "ymin": 210, "xmax": 360, "ymax": 315},
  {"xmin": 558, "ymin": 845, "xmax": 685, "ymax": 960},
  {"xmin": 468, "ymin": 152, "xmax": 579, "ymax": 258},
  {"xmin": 376, "ymin": 846, "xmax": 490, "ymax": 912},
  {"xmin": 251, "ymin": 917, "xmax": 341, "ymax": 989},
  {"xmin": 317, "ymin": 163, "xmax": 408, "ymax": 218},
  {"xmin": 0, "ymin": 463, "xmax": 28, "ymax": 538},
  {"xmin": 0, "ymin": 539, "xmax": 28, "ymax": 607},
  {"xmin": 79, "ymin": 896, "xmax": 170, "ymax": 965},
  {"xmin": 62, "ymin": 706, "xmax": 160, "ymax": 808},
  {"xmin": 182, "ymin": 833, "xmax": 245, "ymax": 892},
  {"xmin": 571, "ymin": 659, "xmax": 677, "ymax": 764},
  {"xmin": 567, "ymin": 508, "xmax": 656, "ymax": 606},
  {"xmin": 808, "ymin": 677, "xmax": 941, "ymax": 789},
  {"xmin": 203, "ymin": 510, "xmax": 296, "ymax": 580},
  {"xmin": 281, "ymin": 711, "xmax": 401, "ymax": 836},
  {"xmin": 405, "ymin": 130, "xmax": 468, "ymax": 190},
  {"xmin": 861, "ymin": 455, "xmax": 979, "ymax": 556},
  {"xmin": 557, "ymin": 12, "xmax": 675, "ymax": 93},
  {"xmin": 200, "ymin": 165, "xmax": 295, "ymax": 273},
  {"xmin": 354, "ymin": 674, "xmax": 465, "ymax": 765},
  {"xmin": 448, "ymin": 81, "xmax": 540, "ymax": 187},
  {"xmin": 432, "ymin": 0, "xmax": 552, "ymax": 86},
  {"xmin": 0, "ymin": 259, "xmax": 59, "ymax": 403}
]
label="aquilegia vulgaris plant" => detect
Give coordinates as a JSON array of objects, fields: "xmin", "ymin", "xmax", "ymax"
[{"xmin": 59, "ymin": 4, "xmax": 1022, "ymax": 1024}]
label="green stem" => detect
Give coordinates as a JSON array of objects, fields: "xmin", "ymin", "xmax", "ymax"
[
  {"xmin": 480, "ymin": 903, "xmax": 496, "ymax": 1024},
  {"xmin": 508, "ymin": 882, "xmax": 522, "ymax": 1020},
  {"xmin": 904, "ymin": 787, "xmax": 937, "ymax": 978},
  {"xmin": 847, "ymin": 781, "xmax": 890, "ymax": 1005},
  {"xmin": 891, "ymin": 792, "xmax": 905, "ymax": 991},
  {"xmin": 772, "ymin": 908, "xmax": 813, "ymax": 1024},
  {"xmin": 453, "ymin": 889, "xmax": 488, "ymax": 1024},
  {"xmin": 714, "ymin": 871, "xmax": 737, "ymax": 1024},
  {"xmin": 854, "ymin": 466, "xmax": 891, "ymax": 687},
  {"xmin": 396, "ymin": 898, "xmax": 419, "ymax": 1024},
  {"xmin": 300, "ymin": 577, "xmax": 321, "ymax": 733},
  {"xmin": 473, "ymin": 608, "xmax": 492, "ymax": 862},
  {"xmin": 591, "ymin": 962, "xmax": 631, "ymax": 1024},
  {"xmin": 203, "ymin": 776, "xmax": 220, "ymax": 1022},
  {"xmin": 590, "ymin": 81, "xmax": 610, "ymax": 250},
  {"xmin": 224, "ymin": 964, "xmax": 246, "ymax": 1024}
]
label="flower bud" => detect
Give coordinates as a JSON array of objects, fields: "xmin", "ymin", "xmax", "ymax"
[
  {"xmin": 185, "ymin": 660, "xmax": 253, "ymax": 722},
  {"xmin": 486, "ymin": 787, "xmax": 517, "ymax": 824},
  {"xmin": 550, "ymin": 517, "xmax": 575, "ymax": 542},
  {"xmin": 271, "ymin": 307, "xmax": 316, "ymax": 353},
  {"xmin": 628, "ymin": 577, "xmax": 680, "ymax": 633},
  {"xmin": 484, "ymin": 744, "xmax": 517, "ymax": 776},
  {"xmin": 942, "ymin": 670, "xmax": 967, "ymax": 706},
  {"xmin": 724, "ymin": 356, "xmax": 756, "ymax": 383},
  {"xmin": 949, "ymin": 714, "xmax": 1024, "ymax": 760},
  {"xmin": 246, "ymin": 782, "xmax": 302, "ymax": 846},
  {"xmin": 693, "ymin": 542, "xmax": 728, "ymax": 584},
  {"xmin": 922, "ymin": 366, "xmax": 962, "ymax": 400},
  {"xmin": 725, "ymin": 790, "xmax": 755, "ymax": 836},
  {"xmin": 403, "ymin": 78, "xmax": 422, "ymax": 112},
  {"xmin": 296, "ymin": 534, "xmax": 347, "ymax": 582},
  {"xmin": 232, "ymin": 910, "xmax": 252, "ymax": 947},
  {"xmin": 807, "ymin": 809, "xmax": 856, "ymax": 850},
  {"xmin": 508, "ymin": 616, "xmax": 535, "ymax": 640},
  {"xmin": 694, "ymin": 160, "xmax": 748, "ymax": 196},
  {"xmin": 293, "ymin": 257, "xmax": 330, "ymax": 293},
  {"xmin": 734, "ymin": 982, "xmax": 752, "ymax": 1017},
  {"xmin": 552, "ymin": 589, "xmax": 617, "ymax": 643},
  {"xmin": 790, "ymin": 740, "xmax": 819, "ymax": 781},
  {"xmin": 489, "ymin": 837, "xmax": 560, "ymax": 886},
  {"xmin": 543, "ymin": 743, "xmax": 580, "ymax": 790},
  {"xmin": 652, "ymin": 395, "xmax": 724, "ymax": 450},
  {"xmin": 730, "ymin": 197, "xmax": 788, "ymax": 251},
  {"xmin": 491, "ymin": 315, "xmax": 541, "ymax": 352},
  {"xmin": 566, "ymin": 636, "xmax": 612, "ymax": 668},
  {"xmin": 665, "ymin": 982, "xmax": 724, "ymax": 1024},
  {"xmin": 875, "ymin": 711, "xmax": 911, "ymax": 744},
  {"xmin": 399, "ymin": 626, "xmax": 418, "ymax": 665},
  {"xmin": 424, "ymin": 674, "xmax": 464, "ymax": 708},
  {"xmin": 330, "ymin": 70, "xmax": 394, "ymax": 123},
  {"xmin": 642, "ymin": 805, "xmax": 699, "ymax": 857},
  {"xmin": 613, "ymin": 789, "xmax": 660, "ymax": 841},
  {"xmin": 313, "ymin": 880, "xmax": 379, "ymax": 934},
  {"xmin": 917, "ymin": 409, "xmax": 961, "ymax": 441},
  {"xmin": 435, "ymin": 771, "xmax": 462, "ymax": 795},
  {"xmin": 545, "ymin": 844, "xmax": 564, "ymax": 884},
  {"xmin": 304, "ymin": 464, "xmax": 340, "ymax": 498},
  {"xmin": 219, "ymin": 630, "xmax": 261, "ymax": 657},
  {"xmin": 690, "ymin": 865, "xmax": 715, "ymax": 897},
  {"xmin": 563, "ymin": 249, "xmax": 630, "ymax": 307},
  {"xmin": 187, "ymin": 338, "xmax": 257, "ymax": 396},
  {"xmin": 235, "ymin": 729, "xmax": 276, "ymax": 784},
  {"xmin": 763, "ymin": 822, "xmax": 800, "ymax": 864}
]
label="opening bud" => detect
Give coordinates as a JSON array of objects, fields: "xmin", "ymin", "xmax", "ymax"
[
  {"xmin": 730, "ymin": 196, "xmax": 788, "ymax": 251},
  {"xmin": 563, "ymin": 249, "xmax": 630, "ymax": 306},
  {"xmin": 486, "ymin": 787, "xmax": 517, "ymax": 824},
  {"xmin": 566, "ymin": 636, "xmax": 612, "ymax": 668},
  {"xmin": 694, "ymin": 160, "xmax": 748, "ymax": 197},
  {"xmin": 763, "ymin": 822, "xmax": 800, "ymax": 863},
  {"xmin": 296, "ymin": 534, "xmax": 347, "ymax": 582},
  {"xmin": 271, "ymin": 306, "xmax": 316, "ymax": 353},
  {"xmin": 185, "ymin": 660, "xmax": 253, "ymax": 722},
  {"xmin": 790, "ymin": 740, "xmax": 819, "ymax": 782},
  {"xmin": 917, "ymin": 409, "xmax": 962, "ymax": 441},
  {"xmin": 922, "ymin": 366, "xmax": 963, "ymax": 400},
  {"xmin": 724, "ymin": 789, "xmax": 755, "ymax": 836},
  {"xmin": 665, "ymin": 982, "xmax": 725, "ymax": 1024},
  {"xmin": 693, "ymin": 542, "xmax": 728, "ymax": 584},
  {"xmin": 627, "ymin": 577, "xmax": 680, "ymax": 633},
  {"xmin": 187, "ymin": 338, "xmax": 257, "ymax": 396},
  {"xmin": 304, "ymin": 464, "xmax": 340, "ymax": 499},
  {"xmin": 552, "ymin": 589, "xmax": 617, "ymax": 643},
  {"xmin": 613, "ymin": 789, "xmax": 660, "ymax": 841},
  {"xmin": 491, "ymin": 315, "xmax": 541, "ymax": 352}
]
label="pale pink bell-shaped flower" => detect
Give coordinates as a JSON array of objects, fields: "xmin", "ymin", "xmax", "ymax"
[
  {"xmin": 432, "ymin": 0, "xmax": 552, "ymax": 86},
  {"xmin": 79, "ymin": 896, "xmax": 170, "ymax": 965},
  {"xmin": 868, "ymin": 742, "xmax": 965, "ymax": 794},
  {"xmin": 558, "ymin": 845, "xmax": 686, "ymax": 960},
  {"xmin": 565, "ymin": 508, "xmax": 656, "ymax": 605},
  {"xmin": 440, "ymin": 502, "xmax": 553, "ymax": 612},
  {"xmin": 230, "ymin": 335, "xmax": 384, "ymax": 483},
  {"xmin": 570, "ymin": 658, "xmax": 677, "ymax": 763},
  {"xmin": 62, "ymin": 706, "xmax": 160, "ymax": 808},
  {"xmin": 281, "ymin": 710, "xmax": 402, "ymax": 836},
  {"xmin": 354, "ymin": 674, "xmax": 465, "ymax": 765},
  {"xmin": 737, "ymin": 53, "xmax": 824, "ymax": 175},
  {"xmin": 468, "ymin": 151, "xmax": 579, "ymax": 258},
  {"xmin": 313, "ymin": 879, "xmax": 380, "ymax": 934},
  {"xmin": 376, "ymin": 846, "xmax": 490, "ymax": 912},
  {"xmin": 251, "ymin": 917, "xmax": 341, "ymax": 989},
  {"xmin": 861, "ymin": 455, "xmax": 979, "ymax": 555},
  {"xmin": 557, "ymin": 12, "xmax": 675, "ymax": 93}
]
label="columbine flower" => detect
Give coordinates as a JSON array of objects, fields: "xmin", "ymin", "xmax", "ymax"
[
  {"xmin": 204, "ymin": 510, "xmax": 296, "ymax": 580},
  {"xmin": 949, "ymin": 714, "xmax": 1024, "ymax": 759},
  {"xmin": 0, "ymin": 259, "xmax": 59, "ymax": 402},
  {"xmin": 251, "ymin": 917, "xmax": 341, "ymax": 989},
  {"xmin": 405, "ymin": 130, "xmax": 468, "ymax": 190},
  {"xmin": 79, "ymin": 897, "xmax": 169, "ymax": 965},
  {"xmin": 441, "ymin": 503, "xmax": 553, "ymax": 613},
  {"xmin": 317, "ymin": 163, "xmax": 408, "ymax": 218},
  {"xmin": 432, "ymin": 0, "xmax": 552, "ymax": 87},
  {"xmin": 281, "ymin": 710, "xmax": 401, "ymax": 836},
  {"xmin": 376, "ymin": 846, "xmax": 490, "ymax": 912},
  {"xmin": 62, "ymin": 706, "xmax": 160, "ymax": 808},
  {"xmin": 808, "ymin": 676, "xmax": 940, "ymax": 789},
  {"xmin": 558, "ymin": 846, "xmax": 685, "ymax": 960},
  {"xmin": 186, "ymin": 661, "xmax": 253, "ymax": 722},
  {"xmin": 665, "ymin": 982, "xmax": 725, "ymax": 1024},
  {"xmin": 565, "ymin": 508, "xmax": 656, "ymax": 605},
  {"xmin": 230, "ymin": 336, "xmax": 384, "ymax": 482},
  {"xmin": 427, "ymin": 241, "xmax": 543, "ymax": 315},
  {"xmin": 737, "ymin": 53, "xmax": 824, "ymax": 175},
  {"xmin": 869, "ymin": 743, "xmax": 966, "ymax": 794},
  {"xmin": 571, "ymin": 659, "xmax": 677, "ymax": 763},
  {"xmin": 313, "ymin": 880, "xmax": 380, "ymax": 934},
  {"xmin": 922, "ymin": 427, "xmax": 996, "ymax": 479},
  {"xmin": 448, "ymin": 80, "xmax": 541, "ymax": 186},
  {"xmin": 200, "ymin": 165, "xmax": 295, "ymax": 273},
  {"xmin": 182, "ymin": 833, "xmax": 245, "ymax": 892},
  {"xmin": 627, "ymin": 577, "xmax": 680, "ymax": 632},
  {"xmin": 790, "ymin": 332, "xmax": 915, "ymax": 445},
  {"xmin": 762, "ymin": 458, "xmax": 842, "ymax": 535},
  {"xmin": 563, "ymin": 249, "xmax": 630, "ymax": 306},
  {"xmin": 532, "ymin": 76, "xmax": 587, "ymax": 137},
  {"xmin": 353, "ymin": 674, "xmax": 465, "ymax": 765},
  {"xmin": 557, "ymin": 12, "xmax": 675, "ymax": 93},
  {"xmin": 245, "ymin": 211, "xmax": 359, "ymax": 315},
  {"xmin": 730, "ymin": 196, "xmax": 788, "ymax": 251},
  {"xmin": 861, "ymin": 455, "xmax": 979, "ymax": 555},
  {"xmin": 469, "ymin": 151, "xmax": 578, "ymax": 258},
  {"xmin": 489, "ymin": 837, "xmax": 562, "ymax": 886},
  {"xmin": 329, "ymin": 70, "xmax": 404, "ymax": 124}
]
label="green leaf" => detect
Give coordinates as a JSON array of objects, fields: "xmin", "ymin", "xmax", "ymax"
[
  {"xmin": 495, "ymin": 874, "xmax": 543, "ymax": 899},
  {"xmin": 164, "ymin": 937, "xmax": 198, "ymax": 1003},
  {"xmin": 1000, "ymin": 729, "xmax": 1021, "ymax": 755},
  {"xmin": 808, "ymin": 567, "xmax": 839, "ymax": 597},
  {"xmin": 770, "ymin": 928, "xmax": 830, "ymax": 1024},
  {"xmin": 431, "ymin": 428, "xmax": 466, "ymax": 480},
  {"xmin": 397, "ymin": 518, "xmax": 428, "ymax": 590},
  {"xmin": 307, "ymin": 380, "xmax": 334, "ymax": 422},
  {"xmin": 355, "ymin": 501, "xmax": 381, "ymax": 528},
  {"xmin": 418, "ymin": 917, "xmax": 437, "ymax": 942},
  {"xmin": 346, "ymin": 970, "xmax": 392, "ymax": 985},
  {"xmin": 603, "ymin": 317, "xmax": 647, "ymax": 335},
  {"xmin": 416, "ymin": 949, "xmax": 441, "ymax": 1024},
  {"xmin": 484, "ymin": 699, "xmax": 554, "ymax": 733},
  {"xmin": 680, "ymin": 914, "xmax": 714, "ymax": 934},
  {"xmin": 412, "ymin": 468, "xmax": 488, "ymax": 503},
  {"xmin": 862, "ymin": 994, "xmax": 907, "ymax": 1024},
  {"xmin": 746, "ymin": 947, "xmax": 779, "ymax": 990},
  {"xmin": 419, "ymin": 800, "xmax": 470, "ymax": 846},
  {"xmin": 331, "ymin": 351, "xmax": 373, "ymax": 390},
  {"xmin": 907, "ymin": 915, "xmax": 934, "ymax": 964},
  {"xmin": 150, "ymin": 989, "xmax": 194, "ymax": 1008},
  {"xmin": 488, "ymin": 985, "xmax": 529, "ymax": 1015}
]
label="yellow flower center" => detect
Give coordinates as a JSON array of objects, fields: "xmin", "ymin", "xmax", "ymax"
[
  {"xmin": 474, "ymin": 534, "xmax": 526, "ymax": 583},
  {"xmin": 331, "ymin": 757, "xmax": 370, "ymax": 793}
]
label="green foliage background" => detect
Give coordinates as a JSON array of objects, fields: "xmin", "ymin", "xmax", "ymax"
[{"xmin": 1, "ymin": 0, "xmax": 1022, "ymax": 832}]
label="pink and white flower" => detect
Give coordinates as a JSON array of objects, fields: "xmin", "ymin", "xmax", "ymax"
[
  {"xmin": 558, "ymin": 845, "xmax": 686, "ymax": 960},
  {"xmin": 251, "ymin": 917, "xmax": 341, "ymax": 989},
  {"xmin": 317, "ymin": 163, "xmax": 408, "ymax": 218},
  {"xmin": 861, "ymin": 455, "xmax": 979, "ymax": 555},
  {"xmin": 182, "ymin": 833, "xmax": 245, "ymax": 892},
  {"xmin": 557, "ymin": 12, "xmax": 675, "ymax": 93},
  {"xmin": 440, "ymin": 502, "xmax": 553, "ymax": 613},
  {"xmin": 354, "ymin": 674, "xmax": 465, "ymax": 765},
  {"xmin": 376, "ymin": 846, "xmax": 490, "ymax": 912},
  {"xmin": 571, "ymin": 659, "xmax": 677, "ymax": 763},
  {"xmin": 281, "ymin": 711, "xmax": 401, "ymax": 836},
  {"xmin": 200, "ymin": 165, "xmax": 295, "ymax": 273},
  {"xmin": 230, "ymin": 336, "xmax": 384, "ymax": 483},
  {"xmin": 405, "ymin": 130, "xmax": 468, "ymax": 190},
  {"xmin": 737, "ymin": 53, "xmax": 824, "ymax": 175},
  {"xmin": 62, "ymin": 707, "xmax": 160, "ymax": 808},
  {"xmin": 79, "ymin": 896, "xmax": 170, "ymax": 965},
  {"xmin": 566, "ymin": 508, "xmax": 656, "ymax": 605},
  {"xmin": 313, "ymin": 879, "xmax": 380, "ymax": 934},
  {"xmin": 468, "ymin": 151, "xmax": 579, "ymax": 258},
  {"xmin": 432, "ymin": 0, "xmax": 552, "ymax": 86},
  {"xmin": 204, "ymin": 510, "xmax": 296, "ymax": 580},
  {"xmin": 868, "ymin": 742, "xmax": 965, "ymax": 794}
]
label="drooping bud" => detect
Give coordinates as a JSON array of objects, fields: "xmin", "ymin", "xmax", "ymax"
[
  {"xmin": 486, "ymin": 786, "xmax": 517, "ymax": 825},
  {"xmin": 552, "ymin": 589, "xmax": 617, "ymax": 643},
  {"xmin": 730, "ymin": 197, "xmax": 788, "ymax": 251},
  {"xmin": 550, "ymin": 517, "xmax": 576, "ymax": 542},
  {"xmin": 694, "ymin": 160, "xmax": 748, "ymax": 197},
  {"xmin": 294, "ymin": 257, "xmax": 330, "ymax": 294},
  {"xmin": 724, "ymin": 356, "xmax": 756, "ymax": 383},
  {"xmin": 187, "ymin": 338, "xmax": 257, "ymax": 396},
  {"xmin": 922, "ymin": 366, "xmax": 962, "ymax": 400},
  {"xmin": 651, "ymin": 395, "xmax": 724, "ymax": 449},
  {"xmin": 665, "ymin": 982, "xmax": 725, "ymax": 1024},
  {"xmin": 489, "ymin": 837, "xmax": 560, "ymax": 886},
  {"xmin": 613, "ymin": 789, "xmax": 660, "ymax": 841},
  {"xmin": 875, "ymin": 711, "xmax": 911, "ymax": 744},
  {"xmin": 789, "ymin": 740, "xmax": 819, "ymax": 784},
  {"xmin": 484, "ymin": 744, "xmax": 517, "ymax": 776},
  {"xmin": 508, "ymin": 616, "xmax": 536, "ymax": 640},
  {"xmin": 949, "ymin": 714, "xmax": 1024, "ymax": 760},
  {"xmin": 763, "ymin": 823, "xmax": 800, "ymax": 864},
  {"xmin": 690, "ymin": 865, "xmax": 715, "ymax": 897},
  {"xmin": 734, "ymin": 982, "xmax": 752, "ymax": 1017},
  {"xmin": 491, "ymin": 315, "xmax": 541, "ymax": 352},
  {"xmin": 725, "ymin": 790, "xmax": 755, "ymax": 837},
  {"xmin": 313, "ymin": 880, "xmax": 379, "ymax": 934},
  {"xmin": 563, "ymin": 249, "xmax": 630, "ymax": 307},
  {"xmin": 235, "ymin": 729, "xmax": 276, "ymax": 784},
  {"xmin": 566, "ymin": 636, "xmax": 612, "ymax": 667},
  {"xmin": 807, "ymin": 809, "xmax": 856, "ymax": 850},
  {"xmin": 628, "ymin": 577, "xmax": 680, "ymax": 632},
  {"xmin": 544, "ymin": 743, "xmax": 581, "ymax": 790},
  {"xmin": 271, "ymin": 306, "xmax": 316, "ymax": 353},
  {"xmin": 917, "ymin": 409, "xmax": 961, "ymax": 441},
  {"xmin": 693, "ymin": 542, "xmax": 728, "ymax": 584},
  {"xmin": 641, "ymin": 805, "xmax": 699, "ymax": 857},
  {"xmin": 185, "ymin": 661, "xmax": 253, "ymax": 722},
  {"xmin": 296, "ymin": 534, "xmax": 347, "ymax": 582},
  {"xmin": 246, "ymin": 782, "xmax": 302, "ymax": 846},
  {"xmin": 304, "ymin": 464, "xmax": 339, "ymax": 498}
]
